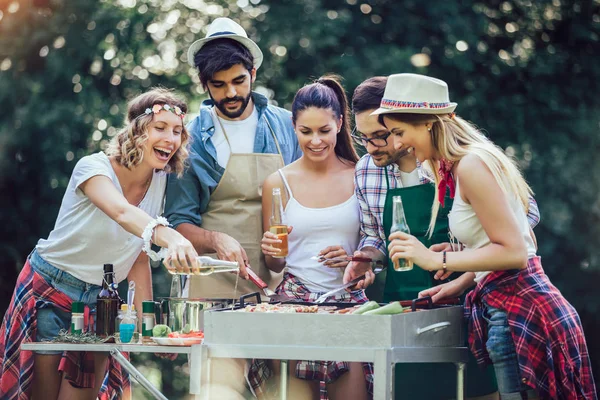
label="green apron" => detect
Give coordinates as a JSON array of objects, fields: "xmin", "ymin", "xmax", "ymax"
[
  {"xmin": 365, "ymin": 170, "xmax": 451, "ymax": 303},
  {"xmin": 368, "ymin": 168, "xmax": 497, "ymax": 399}
]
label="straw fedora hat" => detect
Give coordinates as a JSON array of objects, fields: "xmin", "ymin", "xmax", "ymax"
[
  {"xmin": 187, "ymin": 17, "xmax": 264, "ymax": 69},
  {"xmin": 371, "ymin": 73, "xmax": 457, "ymax": 115}
]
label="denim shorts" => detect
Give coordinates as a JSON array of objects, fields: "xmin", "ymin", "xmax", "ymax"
[
  {"xmin": 482, "ymin": 301, "xmax": 537, "ymax": 399},
  {"xmin": 30, "ymin": 249, "xmax": 102, "ymax": 354}
]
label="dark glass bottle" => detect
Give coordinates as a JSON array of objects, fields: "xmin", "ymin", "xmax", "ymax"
[{"xmin": 95, "ymin": 264, "xmax": 120, "ymax": 340}]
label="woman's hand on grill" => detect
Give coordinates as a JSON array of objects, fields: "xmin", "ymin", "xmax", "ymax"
[{"xmin": 418, "ymin": 279, "xmax": 466, "ymax": 303}]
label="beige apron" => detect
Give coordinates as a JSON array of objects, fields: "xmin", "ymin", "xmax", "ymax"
[{"xmin": 189, "ymin": 114, "xmax": 285, "ymax": 298}]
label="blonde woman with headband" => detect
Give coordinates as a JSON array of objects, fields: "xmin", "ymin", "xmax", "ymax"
[
  {"xmin": 0, "ymin": 88, "xmax": 198, "ymax": 400},
  {"xmin": 374, "ymin": 73, "xmax": 596, "ymax": 399}
]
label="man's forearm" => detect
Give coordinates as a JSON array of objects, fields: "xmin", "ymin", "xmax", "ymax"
[
  {"xmin": 176, "ymin": 223, "xmax": 218, "ymax": 254},
  {"xmin": 359, "ymin": 246, "xmax": 386, "ymax": 262}
]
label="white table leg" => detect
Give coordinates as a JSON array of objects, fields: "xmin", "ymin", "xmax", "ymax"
[
  {"xmin": 189, "ymin": 344, "xmax": 210, "ymax": 400},
  {"xmin": 373, "ymin": 350, "xmax": 393, "ymax": 400},
  {"xmin": 455, "ymin": 362, "xmax": 466, "ymax": 400},
  {"xmin": 280, "ymin": 359, "xmax": 289, "ymax": 400}
]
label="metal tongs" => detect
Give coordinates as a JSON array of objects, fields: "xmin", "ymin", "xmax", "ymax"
[
  {"xmin": 310, "ymin": 255, "xmax": 380, "ymax": 265},
  {"xmin": 314, "ymin": 261, "xmax": 386, "ymax": 303}
]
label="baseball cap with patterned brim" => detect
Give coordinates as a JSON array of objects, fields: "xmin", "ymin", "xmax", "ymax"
[
  {"xmin": 371, "ymin": 73, "xmax": 457, "ymax": 116},
  {"xmin": 187, "ymin": 17, "xmax": 263, "ymax": 69}
]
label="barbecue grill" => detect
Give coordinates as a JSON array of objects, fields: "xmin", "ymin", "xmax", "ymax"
[{"xmin": 192, "ymin": 292, "xmax": 469, "ymax": 400}]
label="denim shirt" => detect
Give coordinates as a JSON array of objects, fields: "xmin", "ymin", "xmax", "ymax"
[{"xmin": 165, "ymin": 92, "xmax": 301, "ymax": 228}]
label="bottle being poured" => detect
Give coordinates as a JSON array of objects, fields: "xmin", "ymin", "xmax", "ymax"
[{"xmin": 165, "ymin": 256, "xmax": 239, "ymax": 276}]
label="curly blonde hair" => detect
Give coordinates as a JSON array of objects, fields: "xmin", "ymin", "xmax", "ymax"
[{"xmin": 106, "ymin": 87, "xmax": 190, "ymax": 177}]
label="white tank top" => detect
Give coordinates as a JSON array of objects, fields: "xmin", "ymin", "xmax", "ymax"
[
  {"xmin": 278, "ymin": 169, "xmax": 360, "ymax": 292},
  {"xmin": 448, "ymin": 178, "xmax": 537, "ymax": 283}
]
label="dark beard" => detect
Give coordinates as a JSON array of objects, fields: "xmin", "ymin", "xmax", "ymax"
[
  {"xmin": 371, "ymin": 148, "xmax": 410, "ymax": 167},
  {"xmin": 210, "ymin": 91, "xmax": 252, "ymax": 119}
]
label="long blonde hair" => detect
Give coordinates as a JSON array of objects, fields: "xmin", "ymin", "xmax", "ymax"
[
  {"xmin": 382, "ymin": 113, "xmax": 532, "ymax": 236},
  {"xmin": 105, "ymin": 87, "xmax": 190, "ymax": 177}
]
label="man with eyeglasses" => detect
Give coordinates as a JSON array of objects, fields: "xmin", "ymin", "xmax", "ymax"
[{"xmin": 344, "ymin": 76, "xmax": 541, "ymax": 400}]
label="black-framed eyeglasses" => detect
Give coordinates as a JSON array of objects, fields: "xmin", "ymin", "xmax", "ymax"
[{"xmin": 350, "ymin": 127, "xmax": 391, "ymax": 148}]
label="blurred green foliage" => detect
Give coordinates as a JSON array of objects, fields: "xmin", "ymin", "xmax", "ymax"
[{"xmin": 1, "ymin": 0, "xmax": 598, "ymax": 397}]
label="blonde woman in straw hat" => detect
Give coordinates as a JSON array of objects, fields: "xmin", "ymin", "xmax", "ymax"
[{"xmin": 375, "ymin": 73, "xmax": 596, "ymax": 399}]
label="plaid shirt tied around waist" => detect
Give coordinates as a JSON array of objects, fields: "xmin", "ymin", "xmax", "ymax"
[
  {"xmin": 0, "ymin": 260, "xmax": 130, "ymax": 400},
  {"xmin": 464, "ymin": 257, "xmax": 597, "ymax": 400}
]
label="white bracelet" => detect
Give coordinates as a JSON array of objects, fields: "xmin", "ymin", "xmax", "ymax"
[{"xmin": 142, "ymin": 216, "xmax": 169, "ymax": 261}]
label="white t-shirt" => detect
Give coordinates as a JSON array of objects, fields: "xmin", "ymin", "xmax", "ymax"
[
  {"xmin": 210, "ymin": 106, "xmax": 258, "ymax": 168},
  {"xmin": 399, "ymin": 168, "xmax": 421, "ymax": 187},
  {"xmin": 36, "ymin": 152, "xmax": 167, "ymax": 285}
]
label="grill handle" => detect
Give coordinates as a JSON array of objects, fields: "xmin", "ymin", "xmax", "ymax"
[
  {"xmin": 411, "ymin": 296, "xmax": 433, "ymax": 311},
  {"xmin": 416, "ymin": 321, "xmax": 451, "ymax": 335},
  {"xmin": 240, "ymin": 292, "xmax": 262, "ymax": 308}
]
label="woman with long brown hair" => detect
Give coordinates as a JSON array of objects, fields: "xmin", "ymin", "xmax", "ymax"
[{"xmin": 248, "ymin": 76, "xmax": 371, "ymax": 400}]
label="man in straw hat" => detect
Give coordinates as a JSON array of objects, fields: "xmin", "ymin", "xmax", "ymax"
[
  {"xmin": 164, "ymin": 17, "xmax": 301, "ymax": 398},
  {"xmin": 346, "ymin": 74, "xmax": 541, "ymax": 400},
  {"xmin": 165, "ymin": 17, "xmax": 300, "ymax": 294}
]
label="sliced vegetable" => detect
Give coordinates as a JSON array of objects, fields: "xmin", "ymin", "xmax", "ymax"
[
  {"xmin": 168, "ymin": 331, "xmax": 204, "ymax": 338},
  {"xmin": 363, "ymin": 301, "xmax": 406, "ymax": 315},
  {"xmin": 152, "ymin": 324, "xmax": 171, "ymax": 337},
  {"xmin": 352, "ymin": 301, "xmax": 380, "ymax": 315}
]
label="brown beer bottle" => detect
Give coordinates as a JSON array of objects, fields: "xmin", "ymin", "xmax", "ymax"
[
  {"xmin": 269, "ymin": 187, "xmax": 289, "ymax": 258},
  {"xmin": 95, "ymin": 263, "xmax": 121, "ymax": 341}
]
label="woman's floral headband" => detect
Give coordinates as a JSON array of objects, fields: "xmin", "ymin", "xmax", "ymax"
[{"xmin": 138, "ymin": 103, "xmax": 185, "ymax": 120}]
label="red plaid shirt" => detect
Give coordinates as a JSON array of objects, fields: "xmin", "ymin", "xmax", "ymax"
[
  {"xmin": 0, "ymin": 260, "xmax": 130, "ymax": 399},
  {"xmin": 465, "ymin": 257, "xmax": 597, "ymax": 400}
]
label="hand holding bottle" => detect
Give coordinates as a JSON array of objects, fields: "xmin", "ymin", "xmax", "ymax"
[
  {"xmin": 158, "ymin": 226, "xmax": 199, "ymax": 274},
  {"xmin": 261, "ymin": 226, "xmax": 293, "ymax": 257},
  {"xmin": 388, "ymin": 231, "xmax": 438, "ymax": 272},
  {"xmin": 267, "ymin": 187, "xmax": 289, "ymax": 258}
]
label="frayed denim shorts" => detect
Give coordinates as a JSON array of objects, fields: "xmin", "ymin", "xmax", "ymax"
[{"xmin": 30, "ymin": 249, "xmax": 102, "ymax": 355}]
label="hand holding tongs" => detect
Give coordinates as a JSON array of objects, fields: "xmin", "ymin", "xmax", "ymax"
[{"xmin": 314, "ymin": 262, "xmax": 386, "ymax": 303}]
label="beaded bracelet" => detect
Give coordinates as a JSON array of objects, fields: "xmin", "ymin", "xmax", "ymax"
[
  {"xmin": 442, "ymin": 251, "xmax": 447, "ymax": 272},
  {"xmin": 141, "ymin": 216, "xmax": 169, "ymax": 261}
]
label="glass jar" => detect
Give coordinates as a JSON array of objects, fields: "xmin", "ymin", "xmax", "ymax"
[
  {"xmin": 70, "ymin": 301, "xmax": 84, "ymax": 335},
  {"xmin": 116, "ymin": 304, "xmax": 138, "ymax": 344},
  {"xmin": 141, "ymin": 301, "xmax": 156, "ymax": 339}
]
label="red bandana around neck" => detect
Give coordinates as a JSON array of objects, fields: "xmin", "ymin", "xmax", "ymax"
[{"xmin": 438, "ymin": 159, "xmax": 456, "ymax": 207}]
